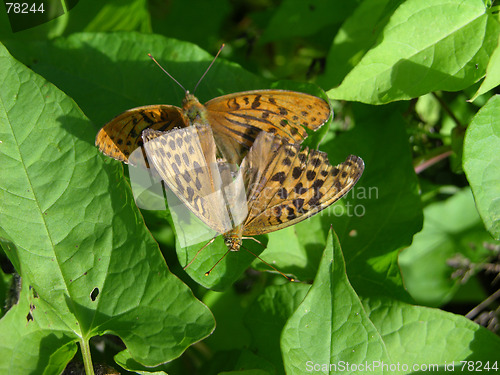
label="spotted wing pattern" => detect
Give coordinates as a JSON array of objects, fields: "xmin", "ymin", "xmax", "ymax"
[
  {"xmin": 239, "ymin": 131, "xmax": 364, "ymax": 236},
  {"xmin": 142, "ymin": 125, "xmax": 236, "ymax": 234},
  {"xmin": 206, "ymin": 89, "xmax": 331, "ymax": 150},
  {"xmin": 96, "ymin": 105, "xmax": 187, "ymax": 163}
]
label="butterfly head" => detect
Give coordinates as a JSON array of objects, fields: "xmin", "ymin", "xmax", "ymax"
[
  {"xmin": 224, "ymin": 235, "xmax": 242, "ymax": 252},
  {"xmin": 182, "ymin": 92, "xmax": 207, "ymax": 124}
]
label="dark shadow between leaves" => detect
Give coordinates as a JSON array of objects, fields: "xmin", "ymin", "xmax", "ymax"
[{"xmin": 35, "ymin": 333, "xmax": 77, "ymax": 374}]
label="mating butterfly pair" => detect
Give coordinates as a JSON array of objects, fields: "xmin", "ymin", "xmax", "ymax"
[{"xmin": 96, "ymin": 53, "xmax": 364, "ymax": 274}]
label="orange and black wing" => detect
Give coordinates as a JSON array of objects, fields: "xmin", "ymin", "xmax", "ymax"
[
  {"xmin": 205, "ymin": 89, "xmax": 331, "ymax": 150},
  {"xmin": 96, "ymin": 105, "xmax": 187, "ymax": 164},
  {"xmin": 240, "ymin": 132, "xmax": 364, "ymax": 236}
]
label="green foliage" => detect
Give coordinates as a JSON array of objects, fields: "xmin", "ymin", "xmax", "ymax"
[
  {"xmin": 399, "ymin": 188, "xmax": 493, "ymax": 306},
  {"xmin": 0, "ymin": 0, "xmax": 499, "ymax": 374},
  {"xmin": 463, "ymin": 95, "xmax": 500, "ymax": 239},
  {"xmin": 325, "ymin": 0, "xmax": 499, "ymax": 103}
]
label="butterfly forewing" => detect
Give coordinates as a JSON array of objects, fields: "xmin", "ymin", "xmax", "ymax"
[
  {"xmin": 96, "ymin": 105, "xmax": 187, "ymax": 163},
  {"xmin": 240, "ymin": 132, "xmax": 364, "ymax": 235},
  {"xmin": 96, "ymin": 89, "xmax": 331, "ymax": 166},
  {"xmin": 142, "ymin": 125, "xmax": 235, "ymax": 234},
  {"xmin": 205, "ymin": 90, "xmax": 331, "ymax": 149}
]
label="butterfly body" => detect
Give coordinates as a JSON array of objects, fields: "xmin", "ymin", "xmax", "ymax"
[{"xmin": 96, "ymin": 89, "xmax": 332, "ymax": 165}]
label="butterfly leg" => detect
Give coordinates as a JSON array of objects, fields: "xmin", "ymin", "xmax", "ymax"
[
  {"xmin": 184, "ymin": 237, "xmax": 217, "ymax": 270},
  {"xmin": 205, "ymin": 248, "xmax": 232, "ymax": 276},
  {"xmin": 242, "ymin": 236, "xmax": 266, "ymax": 249},
  {"xmin": 239, "ymin": 243, "xmax": 294, "ymax": 282}
]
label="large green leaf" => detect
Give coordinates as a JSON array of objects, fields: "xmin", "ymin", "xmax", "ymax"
[
  {"xmin": 281, "ymin": 230, "xmax": 390, "ymax": 374},
  {"xmin": 0, "ymin": 42, "xmax": 214, "ymax": 373},
  {"xmin": 63, "ymin": 0, "xmax": 152, "ymax": 34},
  {"xmin": 463, "ymin": 95, "xmax": 500, "ymax": 239},
  {"xmin": 363, "ymin": 297, "xmax": 500, "ymax": 373},
  {"xmin": 399, "ymin": 188, "xmax": 493, "ymax": 306},
  {"xmin": 281, "ymin": 230, "xmax": 500, "ymax": 375},
  {"xmin": 327, "ymin": 0, "xmax": 499, "ymax": 103}
]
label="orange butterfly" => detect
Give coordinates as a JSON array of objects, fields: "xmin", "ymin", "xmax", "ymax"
[{"xmin": 95, "ymin": 50, "xmax": 331, "ymax": 165}]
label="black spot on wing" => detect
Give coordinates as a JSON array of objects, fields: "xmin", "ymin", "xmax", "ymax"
[
  {"xmin": 306, "ymin": 170, "xmax": 316, "ymax": 181},
  {"xmin": 292, "ymin": 167, "xmax": 302, "ymax": 179},
  {"xmin": 271, "ymin": 171, "xmax": 286, "ymax": 184},
  {"xmin": 278, "ymin": 187, "xmax": 288, "ymax": 199}
]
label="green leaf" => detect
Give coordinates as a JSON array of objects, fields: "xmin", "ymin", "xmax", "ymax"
[
  {"xmin": 325, "ymin": 104, "xmax": 423, "ymax": 299},
  {"xmin": 0, "ymin": 0, "xmax": 151, "ymax": 43},
  {"xmin": 219, "ymin": 349, "xmax": 277, "ymax": 375},
  {"xmin": 463, "ymin": 94, "xmax": 500, "ymax": 239},
  {"xmin": 281, "ymin": 230, "xmax": 391, "ymax": 375},
  {"xmin": 202, "ymin": 288, "xmax": 254, "ymax": 351},
  {"xmin": 174, "ymin": 230, "xmax": 269, "ymax": 291},
  {"xmin": 399, "ymin": 188, "xmax": 493, "ymax": 306},
  {"xmin": 245, "ymin": 283, "xmax": 310, "ymax": 375},
  {"xmin": 0, "ymin": 42, "xmax": 214, "ymax": 373},
  {"xmin": 63, "ymin": 0, "xmax": 152, "ymax": 34},
  {"xmin": 363, "ymin": 296, "xmax": 500, "ymax": 371},
  {"xmin": 150, "ymin": 0, "xmax": 231, "ymax": 50},
  {"xmin": 320, "ymin": 0, "xmax": 402, "ymax": 89},
  {"xmin": 282, "ymin": 229, "xmax": 500, "ymax": 374},
  {"xmin": 327, "ymin": 0, "xmax": 500, "ymax": 103},
  {"xmin": 252, "ymin": 224, "xmax": 323, "ymax": 282},
  {"xmin": 0, "ymin": 277, "xmax": 78, "ymax": 375},
  {"xmin": 470, "ymin": 32, "xmax": 500, "ymax": 101},
  {"xmin": 261, "ymin": 0, "xmax": 361, "ymax": 43}
]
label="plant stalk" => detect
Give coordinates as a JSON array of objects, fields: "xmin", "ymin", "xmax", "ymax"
[{"xmin": 80, "ymin": 338, "xmax": 95, "ymax": 375}]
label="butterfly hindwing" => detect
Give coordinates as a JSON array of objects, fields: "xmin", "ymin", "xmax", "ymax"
[
  {"xmin": 142, "ymin": 125, "xmax": 234, "ymax": 234},
  {"xmin": 240, "ymin": 132, "xmax": 364, "ymax": 235},
  {"xmin": 96, "ymin": 105, "xmax": 187, "ymax": 163}
]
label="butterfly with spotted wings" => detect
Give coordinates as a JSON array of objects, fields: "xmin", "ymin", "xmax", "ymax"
[{"xmin": 142, "ymin": 124, "xmax": 364, "ymax": 273}]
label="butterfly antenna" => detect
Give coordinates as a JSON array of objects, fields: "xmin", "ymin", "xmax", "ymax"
[
  {"xmin": 148, "ymin": 53, "xmax": 187, "ymax": 93},
  {"xmin": 240, "ymin": 244, "xmax": 295, "ymax": 282},
  {"xmin": 184, "ymin": 237, "xmax": 216, "ymax": 270},
  {"xmin": 193, "ymin": 44, "xmax": 225, "ymax": 94},
  {"xmin": 205, "ymin": 247, "xmax": 231, "ymax": 276}
]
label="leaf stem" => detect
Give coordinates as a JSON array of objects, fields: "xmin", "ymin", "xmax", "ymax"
[
  {"xmin": 431, "ymin": 92, "xmax": 463, "ymax": 128},
  {"xmin": 413, "ymin": 146, "xmax": 452, "ymax": 174},
  {"xmin": 80, "ymin": 338, "xmax": 95, "ymax": 375}
]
